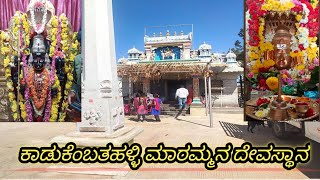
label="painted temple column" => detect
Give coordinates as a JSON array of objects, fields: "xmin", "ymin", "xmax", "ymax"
[
  {"xmin": 52, "ymin": 0, "xmax": 142, "ymax": 146},
  {"xmin": 143, "ymin": 79, "xmax": 150, "ymax": 93},
  {"xmin": 191, "ymin": 76, "xmax": 201, "ymax": 104},
  {"xmin": 145, "ymin": 45, "xmax": 152, "ymax": 60},
  {"xmin": 190, "ymin": 75, "xmax": 205, "ymax": 116},
  {"xmin": 183, "ymin": 43, "xmax": 191, "ymax": 59},
  {"xmin": 0, "ymin": 53, "xmax": 10, "ymax": 121}
]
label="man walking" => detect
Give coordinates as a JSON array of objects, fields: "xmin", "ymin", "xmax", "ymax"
[{"xmin": 175, "ymin": 85, "xmax": 189, "ymax": 119}]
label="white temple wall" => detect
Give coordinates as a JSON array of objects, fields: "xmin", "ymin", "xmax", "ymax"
[{"xmin": 213, "ymin": 72, "xmax": 240, "ymax": 107}]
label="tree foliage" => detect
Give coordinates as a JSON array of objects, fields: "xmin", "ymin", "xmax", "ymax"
[{"xmin": 231, "ymin": 28, "xmax": 244, "ymax": 65}]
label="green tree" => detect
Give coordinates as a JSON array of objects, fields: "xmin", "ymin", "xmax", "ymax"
[{"xmin": 231, "ymin": 28, "xmax": 244, "ymax": 65}]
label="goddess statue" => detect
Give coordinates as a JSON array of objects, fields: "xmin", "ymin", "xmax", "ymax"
[
  {"xmin": 3, "ymin": 0, "xmax": 80, "ymax": 122},
  {"xmin": 272, "ymin": 25, "xmax": 294, "ymax": 70},
  {"xmin": 20, "ymin": 34, "xmax": 57, "ymax": 122},
  {"xmin": 269, "ymin": 25, "xmax": 295, "ymax": 121}
]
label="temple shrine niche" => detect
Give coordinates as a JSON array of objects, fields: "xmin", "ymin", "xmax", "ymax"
[
  {"xmin": 245, "ymin": 0, "xmax": 319, "ymax": 121},
  {"xmin": 117, "ymin": 25, "xmax": 243, "ymax": 110},
  {"xmin": 0, "ymin": 0, "xmax": 80, "ymax": 122}
]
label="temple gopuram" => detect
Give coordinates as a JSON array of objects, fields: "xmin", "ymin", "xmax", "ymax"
[{"xmin": 117, "ymin": 26, "xmax": 243, "ymax": 112}]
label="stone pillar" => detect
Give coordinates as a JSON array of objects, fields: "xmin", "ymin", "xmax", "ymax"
[
  {"xmin": 52, "ymin": 0, "xmax": 142, "ymax": 146},
  {"xmin": 164, "ymin": 80, "xmax": 168, "ymax": 100},
  {"xmin": 143, "ymin": 79, "xmax": 150, "ymax": 93}
]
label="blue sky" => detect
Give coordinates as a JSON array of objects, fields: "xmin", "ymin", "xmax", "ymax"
[{"xmin": 112, "ymin": 0, "xmax": 244, "ymax": 60}]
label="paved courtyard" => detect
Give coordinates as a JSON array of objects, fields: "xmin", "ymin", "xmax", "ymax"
[{"xmin": 0, "ymin": 111, "xmax": 319, "ymax": 179}]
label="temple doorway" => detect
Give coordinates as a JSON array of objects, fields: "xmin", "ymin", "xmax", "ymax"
[{"xmin": 167, "ymin": 80, "xmax": 187, "ymax": 102}]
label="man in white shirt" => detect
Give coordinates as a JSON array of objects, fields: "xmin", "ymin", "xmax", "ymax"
[{"xmin": 175, "ymin": 85, "xmax": 189, "ymax": 118}]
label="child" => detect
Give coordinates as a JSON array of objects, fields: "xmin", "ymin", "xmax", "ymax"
[{"xmin": 151, "ymin": 94, "xmax": 162, "ymax": 121}]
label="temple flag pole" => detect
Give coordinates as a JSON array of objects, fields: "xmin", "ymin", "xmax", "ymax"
[
  {"xmin": 204, "ymin": 76, "xmax": 208, "ymax": 116},
  {"xmin": 208, "ymin": 75, "xmax": 212, "ymax": 128}
]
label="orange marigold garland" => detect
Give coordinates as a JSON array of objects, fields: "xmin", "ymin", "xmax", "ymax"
[{"xmin": 26, "ymin": 68, "xmax": 50, "ymax": 110}]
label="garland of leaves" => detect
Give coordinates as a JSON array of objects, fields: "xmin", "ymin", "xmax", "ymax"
[{"xmin": 117, "ymin": 62, "xmax": 218, "ymax": 81}]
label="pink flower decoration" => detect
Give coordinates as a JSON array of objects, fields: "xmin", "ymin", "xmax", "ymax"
[
  {"xmin": 309, "ymin": 64, "xmax": 315, "ymax": 70},
  {"xmin": 34, "ymin": 2, "xmax": 44, "ymax": 8},
  {"xmin": 293, "ymin": 0, "xmax": 302, "ymax": 5},
  {"xmin": 299, "ymin": 70, "xmax": 305, "ymax": 75},
  {"xmin": 36, "ymin": 23, "xmax": 42, "ymax": 30},
  {"xmin": 303, "ymin": 78, "xmax": 310, "ymax": 83},
  {"xmin": 248, "ymin": 72, "xmax": 254, "ymax": 78},
  {"xmin": 54, "ymin": 51, "xmax": 65, "ymax": 59},
  {"xmin": 314, "ymin": 58, "xmax": 319, "ymax": 66}
]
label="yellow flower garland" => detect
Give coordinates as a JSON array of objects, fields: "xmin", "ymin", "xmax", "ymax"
[
  {"xmin": 11, "ymin": 12, "xmax": 30, "ymax": 121},
  {"xmin": 1, "ymin": 13, "xmax": 19, "ymax": 121},
  {"xmin": 311, "ymin": 0, "xmax": 319, "ymax": 9},
  {"xmin": 50, "ymin": 74, "xmax": 61, "ymax": 122},
  {"xmin": 261, "ymin": 0, "xmax": 295, "ymax": 12},
  {"xmin": 48, "ymin": 14, "xmax": 80, "ymax": 122}
]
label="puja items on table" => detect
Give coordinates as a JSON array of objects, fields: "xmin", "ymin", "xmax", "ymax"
[{"xmin": 252, "ymin": 96, "xmax": 318, "ymax": 121}]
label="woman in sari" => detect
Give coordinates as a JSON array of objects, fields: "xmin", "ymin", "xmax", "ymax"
[
  {"xmin": 135, "ymin": 93, "xmax": 148, "ymax": 122},
  {"xmin": 151, "ymin": 94, "xmax": 162, "ymax": 122}
]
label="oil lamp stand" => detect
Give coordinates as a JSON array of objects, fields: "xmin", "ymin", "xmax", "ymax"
[{"xmin": 269, "ymin": 73, "xmax": 289, "ymax": 121}]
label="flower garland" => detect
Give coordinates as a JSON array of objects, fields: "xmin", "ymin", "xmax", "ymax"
[
  {"xmin": 246, "ymin": 0, "xmax": 319, "ymax": 93},
  {"xmin": 50, "ymin": 74, "xmax": 61, "ymax": 121},
  {"xmin": 30, "ymin": 0, "xmax": 47, "ymax": 34},
  {"xmin": 49, "ymin": 14, "xmax": 79, "ymax": 122},
  {"xmin": 48, "ymin": 15, "xmax": 61, "ymax": 122},
  {"xmin": 27, "ymin": 68, "xmax": 50, "ymax": 110},
  {"xmin": 0, "ymin": 31, "xmax": 16, "ymax": 120},
  {"xmin": 1, "ymin": 12, "xmax": 31, "ymax": 121}
]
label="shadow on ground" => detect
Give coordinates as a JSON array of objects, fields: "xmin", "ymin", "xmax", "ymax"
[{"xmin": 218, "ymin": 120, "xmax": 320, "ymax": 179}]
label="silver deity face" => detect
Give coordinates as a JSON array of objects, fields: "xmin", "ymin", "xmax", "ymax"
[
  {"xmin": 31, "ymin": 35, "xmax": 47, "ymax": 71},
  {"xmin": 31, "ymin": 35, "xmax": 46, "ymax": 56}
]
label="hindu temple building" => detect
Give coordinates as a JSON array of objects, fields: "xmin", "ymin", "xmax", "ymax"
[{"xmin": 117, "ymin": 26, "xmax": 243, "ymax": 110}]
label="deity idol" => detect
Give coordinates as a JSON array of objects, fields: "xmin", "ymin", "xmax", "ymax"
[
  {"xmin": 20, "ymin": 34, "xmax": 57, "ymax": 122},
  {"xmin": 269, "ymin": 25, "xmax": 295, "ymax": 121},
  {"xmin": 4, "ymin": 0, "xmax": 80, "ymax": 122},
  {"xmin": 272, "ymin": 25, "xmax": 294, "ymax": 70}
]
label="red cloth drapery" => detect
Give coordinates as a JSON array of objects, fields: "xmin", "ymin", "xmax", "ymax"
[{"xmin": 0, "ymin": 0, "xmax": 81, "ymax": 31}]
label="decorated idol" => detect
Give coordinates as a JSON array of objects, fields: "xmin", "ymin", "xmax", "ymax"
[
  {"xmin": 0, "ymin": 0, "xmax": 80, "ymax": 122},
  {"xmin": 245, "ymin": 0, "xmax": 319, "ymax": 121}
]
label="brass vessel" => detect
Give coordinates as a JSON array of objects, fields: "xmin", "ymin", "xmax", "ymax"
[{"xmin": 295, "ymin": 103, "xmax": 309, "ymax": 118}]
